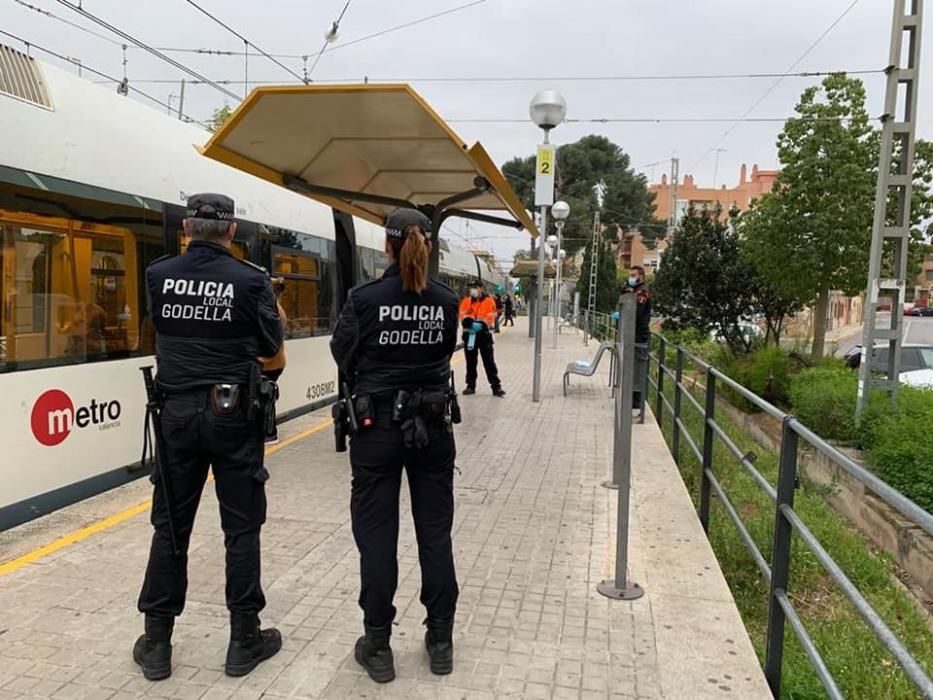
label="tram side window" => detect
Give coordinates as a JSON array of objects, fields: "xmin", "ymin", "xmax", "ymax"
[
  {"xmin": 1, "ymin": 219, "xmax": 140, "ymax": 371},
  {"xmin": 359, "ymin": 249, "xmax": 376, "ymax": 281},
  {"xmin": 373, "ymin": 250, "xmax": 390, "ymax": 278},
  {"xmin": 272, "ymin": 246, "xmax": 323, "ymax": 339}
]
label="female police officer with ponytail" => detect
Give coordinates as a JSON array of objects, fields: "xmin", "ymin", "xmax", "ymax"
[{"xmin": 330, "ymin": 208, "xmax": 460, "ymax": 683}]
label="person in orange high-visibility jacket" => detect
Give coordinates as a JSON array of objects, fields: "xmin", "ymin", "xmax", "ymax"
[{"xmin": 458, "ymin": 280, "xmax": 505, "ymax": 397}]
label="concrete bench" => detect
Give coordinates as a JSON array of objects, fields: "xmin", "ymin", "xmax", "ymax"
[{"xmin": 563, "ymin": 341, "xmax": 616, "ymax": 396}]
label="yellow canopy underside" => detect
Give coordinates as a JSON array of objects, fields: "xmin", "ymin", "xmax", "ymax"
[{"xmin": 201, "ymin": 84, "xmax": 538, "ymax": 236}]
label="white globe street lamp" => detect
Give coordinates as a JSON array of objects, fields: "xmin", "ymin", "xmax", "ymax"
[
  {"xmin": 529, "ymin": 90, "xmax": 568, "ymax": 132},
  {"xmin": 552, "ymin": 200, "xmax": 570, "ymax": 222}
]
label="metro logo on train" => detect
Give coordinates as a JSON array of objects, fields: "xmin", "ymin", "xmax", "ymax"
[{"xmin": 30, "ymin": 389, "xmax": 122, "ymax": 447}]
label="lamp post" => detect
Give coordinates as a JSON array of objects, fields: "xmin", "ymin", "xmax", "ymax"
[
  {"xmin": 546, "ymin": 234, "xmax": 558, "ymax": 333},
  {"xmin": 551, "ymin": 200, "xmax": 570, "ymax": 349},
  {"xmin": 530, "ymin": 90, "xmax": 567, "ymax": 402}
]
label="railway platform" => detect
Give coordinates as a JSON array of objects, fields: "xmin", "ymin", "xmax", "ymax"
[{"xmin": 0, "ymin": 318, "xmax": 770, "ymax": 700}]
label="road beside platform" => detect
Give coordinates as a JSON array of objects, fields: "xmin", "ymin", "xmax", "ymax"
[{"xmin": 0, "ymin": 319, "xmax": 770, "ymax": 699}]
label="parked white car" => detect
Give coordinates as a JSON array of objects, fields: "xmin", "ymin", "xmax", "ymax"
[{"xmin": 900, "ymin": 368, "xmax": 933, "ymax": 389}]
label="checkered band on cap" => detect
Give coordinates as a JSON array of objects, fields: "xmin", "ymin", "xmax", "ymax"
[
  {"xmin": 385, "ymin": 208, "xmax": 432, "ymax": 239},
  {"xmin": 186, "ymin": 192, "xmax": 235, "ymax": 220}
]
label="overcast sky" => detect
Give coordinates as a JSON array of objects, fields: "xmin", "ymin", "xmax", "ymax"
[{"xmin": 1, "ymin": 0, "xmax": 923, "ymax": 268}]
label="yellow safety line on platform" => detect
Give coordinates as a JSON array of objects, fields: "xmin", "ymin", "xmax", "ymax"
[{"xmin": 0, "ymin": 419, "xmax": 332, "ymax": 577}]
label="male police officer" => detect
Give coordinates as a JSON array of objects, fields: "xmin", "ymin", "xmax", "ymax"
[{"xmin": 134, "ymin": 193, "xmax": 283, "ymax": 681}]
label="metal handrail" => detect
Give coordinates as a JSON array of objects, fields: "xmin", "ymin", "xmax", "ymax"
[{"xmin": 646, "ymin": 332, "xmax": 933, "ymax": 699}]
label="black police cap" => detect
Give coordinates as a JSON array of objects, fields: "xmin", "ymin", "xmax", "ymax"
[
  {"xmin": 186, "ymin": 192, "xmax": 235, "ymax": 221},
  {"xmin": 468, "ymin": 279, "xmax": 483, "ymax": 288},
  {"xmin": 385, "ymin": 208, "xmax": 432, "ymax": 240}
]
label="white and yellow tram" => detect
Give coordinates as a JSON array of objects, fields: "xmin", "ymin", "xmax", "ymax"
[{"xmin": 0, "ymin": 47, "xmax": 531, "ymax": 530}]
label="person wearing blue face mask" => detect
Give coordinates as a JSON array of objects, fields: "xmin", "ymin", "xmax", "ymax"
[{"xmin": 620, "ymin": 266, "xmax": 651, "ymax": 413}]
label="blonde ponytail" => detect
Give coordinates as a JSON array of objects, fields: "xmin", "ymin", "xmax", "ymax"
[{"xmin": 394, "ymin": 226, "xmax": 430, "ymax": 294}]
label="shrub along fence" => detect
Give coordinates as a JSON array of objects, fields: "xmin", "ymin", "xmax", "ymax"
[{"xmin": 648, "ymin": 333, "xmax": 933, "ymax": 699}]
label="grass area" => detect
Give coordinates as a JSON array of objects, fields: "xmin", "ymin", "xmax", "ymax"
[{"xmin": 647, "ymin": 365, "xmax": 933, "ymax": 700}]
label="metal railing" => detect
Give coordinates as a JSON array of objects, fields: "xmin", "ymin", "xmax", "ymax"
[
  {"xmin": 582, "ymin": 309, "xmax": 618, "ymax": 344},
  {"xmin": 646, "ymin": 333, "xmax": 933, "ymax": 700}
]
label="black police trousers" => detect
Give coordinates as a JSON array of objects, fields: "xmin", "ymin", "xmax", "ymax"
[
  {"xmin": 464, "ymin": 338, "xmax": 501, "ymax": 390},
  {"xmin": 349, "ymin": 409, "xmax": 459, "ymax": 627},
  {"xmin": 138, "ymin": 388, "xmax": 268, "ymax": 618}
]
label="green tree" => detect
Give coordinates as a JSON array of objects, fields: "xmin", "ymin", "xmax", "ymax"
[
  {"xmin": 653, "ymin": 206, "xmax": 757, "ymax": 353},
  {"xmin": 209, "ymin": 104, "xmax": 234, "ymax": 133},
  {"xmin": 502, "ymin": 135, "xmax": 661, "ymax": 258},
  {"xmin": 769, "ymin": 74, "xmax": 876, "ymax": 356},
  {"xmin": 899, "ymin": 138, "xmax": 933, "ymax": 283},
  {"xmin": 738, "ymin": 194, "xmax": 806, "ymax": 345},
  {"xmin": 576, "ymin": 234, "xmax": 618, "ymax": 314}
]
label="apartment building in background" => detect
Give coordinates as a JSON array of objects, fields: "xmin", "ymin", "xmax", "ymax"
[
  {"xmin": 916, "ymin": 253, "xmax": 933, "ymax": 306},
  {"xmin": 649, "ymin": 163, "xmax": 779, "ymax": 224},
  {"xmin": 618, "ymin": 163, "xmax": 777, "ymax": 274}
]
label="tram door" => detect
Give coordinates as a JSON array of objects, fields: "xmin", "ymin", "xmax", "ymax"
[{"xmin": 333, "ymin": 210, "xmax": 358, "ymax": 313}]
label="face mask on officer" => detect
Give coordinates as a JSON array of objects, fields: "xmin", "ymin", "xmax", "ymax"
[
  {"xmin": 627, "ymin": 276, "xmax": 639, "ymax": 287},
  {"xmin": 470, "ymin": 288, "xmax": 481, "ymax": 299}
]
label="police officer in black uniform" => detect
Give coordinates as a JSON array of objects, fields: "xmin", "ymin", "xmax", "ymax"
[
  {"xmin": 330, "ymin": 208, "xmax": 460, "ymax": 683},
  {"xmin": 133, "ymin": 193, "xmax": 283, "ymax": 681}
]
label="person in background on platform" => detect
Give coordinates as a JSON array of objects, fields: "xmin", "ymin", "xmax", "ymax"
[
  {"xmin": 134, "ymin": 193, "xmax": 283, "ymax": 682},
  {"xmin": 493, "ymin": 292, "xmax": 503, "ymax": 333},
  {"xmin": 459, "ymin": 280, "xmax": 505, "ymax": 397},
  {"xmin": 503, "ymin": 294, "xmax": 515, "ymax": 326},
  {"xmin": 330, "ymin": 208, "xmax": 461, "ymax": 684},
  {"xmin": 620, "ymin": 265, "xmax": 651, "ymax": 412},
  {"xmin": 258, "ymin": 277, "xmax": 288, "ymax": 445}
]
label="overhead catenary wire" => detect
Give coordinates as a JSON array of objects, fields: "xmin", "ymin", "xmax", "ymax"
[
  {"xmin": 91, "ymin": 67, "xmax": 882, "ymax": 86},
  {"xmin": 10, "ymin": 0, "xmax": 122, "ymax": 45},
  {"xmin": 0, "ymin": 28, "xmax": 211, "ymax": 127},
  {"xmin": 10, "ymin": 0, "xmax": 488, "ymax": 66},
  {"xmin": 181, "ymin": 0, "xmax": 305, "ymax": 84},
  {"xmin": 689, "ymin": 0, "xmax": 865, "ymax": 171},
  {"xmin": 444, "ymin": 116, "xmax": 880, "ymax": 124},
  {"xmin": 306, "ymin": 0, "xmax": 354, "ymax": 79},
  {"xmin": 51, "ymin": 0, "xmax": 241, "ymax": 101},
  {"xmin": 155, "ymin": 0, "xmax": 488, "ymax": 61}
]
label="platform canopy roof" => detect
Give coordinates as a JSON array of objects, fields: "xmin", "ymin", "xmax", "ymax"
[
  {"xmin": 510, "ymin": 260, "xmax": 556, "ymax": 278},
  {"xmin": 201, "ymin": 84, "xmax": 538, "ymax": 237}
]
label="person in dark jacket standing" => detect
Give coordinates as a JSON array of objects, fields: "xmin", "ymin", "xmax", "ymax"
[
  {"xmin": 621, "ymin": 265, "xmax": 652, "ymax": 412},
  {"xmin": 134, "ymin": 193, "xmax": 283, "ymax": 681},
  {"xmin": 330, "ymin": 208, "xmax": 460, "ymax": 684},
  {"xmin": 503, "ymin": 294, "xmax": 515, "ymax": 326}
]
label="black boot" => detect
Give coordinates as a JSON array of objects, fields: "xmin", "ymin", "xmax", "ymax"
[
  {"xmin": 133, "ymin": 615, "xmax": 173, "ymax": 681},
  {"xmin": 224, "ymin": 613, "xmax": 282, "ymax": 677},
  {"xmin": 354, "ymin": 624, "xmax": 395, "ymax": 683},
  {"xmin": 424, "ymin": 617, "xmax": 454, "ymax": 675},
  {"xmin": 492, "ymin": 387, "xmax": 506, "ymax": 398},
  {"xmin": 462, "ymin": 386, "xmax": 476, "ymax": 395}
]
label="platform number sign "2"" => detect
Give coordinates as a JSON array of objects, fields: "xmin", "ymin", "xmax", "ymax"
[{"xmin": 534, "ymin": 144, "xmax": 556, "ymax": 207}]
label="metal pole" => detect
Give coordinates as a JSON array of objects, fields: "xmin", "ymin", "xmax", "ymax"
[
  {"xmin": 672, "ymin": 348, "xmax": 685, "ymax": 465},
  {"xmin": 699, "ymin": 370, "xmax": 716, "ymax": 532},
  {"xmin": 598, "ymin": 293, "xmax": 644, "ymax": 601},
  {"xmin": 573, "ymin": 291, "xmax": 580, "ymax": 333},
  {"xmin": 177, "ymin": 78, "xmax": 186, "ymax": 120},
  {"xmin": 528, "ymin": 234, "xmax": 537, "ymax": 338},
  {"xmin": 764, "ymin": 418, "xmax": 800, "ymax": 696},
  {"xmin": 532, "ymin": 199, "xmax": 548, "ymax": 402},
  {"xmin": 655, "ymin": 337, "xmax": 666, "ymax": 427},
  {"xmin": 552, "ymin": 223, "xmax": 563, "ymax": 349},
  {"xmin": 857, "ymin": 0, "xmax": 923, "ymax": 417}
]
